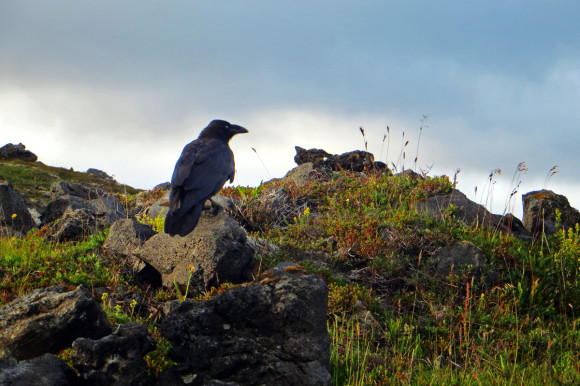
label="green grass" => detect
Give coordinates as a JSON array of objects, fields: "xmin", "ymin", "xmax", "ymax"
[
  {"xmin": 0, "ymin": 230, "xmax": 115, "ymax": 304},
  {"xmin": 0, "ymin": 158, "xmax": 140, "ymax": 203}
]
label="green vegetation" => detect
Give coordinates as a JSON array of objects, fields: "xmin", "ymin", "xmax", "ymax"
[
  {"xmin": 0, "ymin": 160, "xmax": 578, "ymax": 383},
  {"xmin": 224, "ymin": 171, "xmax": 580, "ymax": 385},
  {"xmin": 0, "ymin": 158, "xmax": 140, "ymax": 204}
]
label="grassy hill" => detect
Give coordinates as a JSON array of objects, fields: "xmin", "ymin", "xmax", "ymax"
[
  {"xmin": 0, "ymin": 158, "xmax": 140, "ymax": 206},
  {"xmin": 0, "ymin": 160, "xmax": 578, "ymax": 384}
]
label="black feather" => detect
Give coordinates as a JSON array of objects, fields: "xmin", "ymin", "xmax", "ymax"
[{"xmin": 164, "ymin": 120, "xmax": 248, "ymax": 236}]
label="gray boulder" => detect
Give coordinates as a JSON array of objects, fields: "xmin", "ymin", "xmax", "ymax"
[
  {"xmin": 284, "ymin": 162, "xmax": 328, "ymax": 185},
  {"xmin": 0, "ymin": 285, "xmax": 112, "ymax": 360},
  {"xmin": 103, "ymin": 218, "xmax": 161, "ymax": 286},
  {"xmin": 103, "ymin": 218, "xmax": 157, "ymax": 256},
  {"xmin": 0, "ymin": 353, "xmax": 78, "ymax": 385},
  {"xmin": 0, "ymin": 143, "xmax": 37, "ymax": 162},
  {"xmin": 416, "ymin": 188, "xmax": 531, "ymax": 239},
  {"xmin": 0, "ymin": 181, "xmax": 35, "ymax": 235},
  {"xmin": 522, "ymin": 190, "xmax": 580, "ymax": 236},
  {"xmin": 134, "ymin": 204, "xmax": 254, "ymax": 295},
  {"xmin": 47, "ymin": 207, "xmax": 98, "ymax": 242},
  {"xmin": 294, "ymin": 146, "xmax": 385, "ymax": 173},
  {"xmin": 40, "ymin": 195, "xmax": 86, "ymax": 225},
  {"xmin": 158, "ymin": 264, "xmax": 331, "ymax": 386},
  {"xmin": 41, "ymin": 184, "xmax": 126, "ymax": 240},
  {"xmin": 432, "ymin": 241, "xmax": 488, "ymax": 281},
  {"xmin": 71, "ymin": 322, "xmax": 156, "ymax": 386},
  {"xmin": 86, "ymin": 195, "xmax": 126, "ymax": 226},
  {"xmin": 86, "ymin": 168, "xmax": 114, "ymax": 181},
  {"xmin": 50, "ymin": 180, "xmax": 106, "ymax": 200}
]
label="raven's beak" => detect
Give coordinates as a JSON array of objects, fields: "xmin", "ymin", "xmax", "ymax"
[{"xmin": 232, "ymin": 125, "xmax": 249, "ymax": 134}]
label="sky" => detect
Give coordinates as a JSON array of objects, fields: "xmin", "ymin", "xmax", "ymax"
[{"xmin": 1, "ymin": 1, "xmax": 579, "ymax": 219}]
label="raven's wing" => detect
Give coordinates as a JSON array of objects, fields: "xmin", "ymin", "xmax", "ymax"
[{"xmin": 168, "ymin": 138, "xmax": 234, "ymax": 217}]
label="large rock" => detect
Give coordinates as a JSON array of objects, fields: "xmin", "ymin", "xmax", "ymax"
[
  {"xmin": 40, "ymin": 195, "xmax": 86, "ymax": 225},
  {"xmin": 41, "ymin": 184, "xmax": 126, "ymax": 241},
  {"xmin": 49, "ymin": 181, "xmax": 106, "ymax": 200},
  {"xmin": 103, "ymin": 219, "xmax": 161, "ymax": 286},
  {"xmin": 86, "ymin": 168, "xmax": 114, "ymax": 181},
  {"xmin": 0, "ymin": 181, "xmax": 35, "ymax": 235},
  {"xmin": 294, "ymin": 146, "xmax": 387, "ymax": 173},
  {"xmin": 522, "ymin": 190, "xmax": 580, "ymax": 236},
  {"xmin": 86, "ymin": 195, "xmax": 127, "ymax": 226},
  {"xmin": 431, "ymin": 241, "xmax": 488, "ymax": 280},
  {"xmin": 294, "ymin": 146, "xmax": 389, "ymax": 172},
  {"xmin": 46, "ymin": 207, "xmax": 98, "ymax": 242},
  {"xmin": 416, "ymin": 188, "xmax": 531, "ymax": 239},
  {"xmin": 134, "ymin": 205, "xmax": 254, "ymax": 295},
  {"xmin": 0, "ymin": 353, "xmax": 78, "ymax": 385},
  {"xmin": 0, "ymin": 143, "xmax": 37, "ymax": 162},
  {"xmin": 158, "ymin": 264, "xmax": 331, "ymax": 386},
  {"xmin": 71, "ymin": 322, "xmax": 156, "ymax": 386},
  {"xmin": 103, "ymin": 218, "xmax": 157, "ymax": 256},
  {"xmin": 0, "ymin": 285, "xmax": 112, "ymax": 360}
]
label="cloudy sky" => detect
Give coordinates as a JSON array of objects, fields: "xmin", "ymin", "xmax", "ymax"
[{"xmin": 1, "ymin": 1, "xmax": 579, "ymax": 219}]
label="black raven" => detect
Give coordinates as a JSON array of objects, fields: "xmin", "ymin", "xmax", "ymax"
[{"xmin": 164, "ymin": 120, "xmax": 248, "ymax": 236}]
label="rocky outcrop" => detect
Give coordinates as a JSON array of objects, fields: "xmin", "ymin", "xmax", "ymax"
[
  {"xmin": 522, "ymin": 189, "xmax": 580, "ymax": 236},
  {"xmin": 0, "ymin": 353, "xmax": 79, "ymax": 385},
  {"xmin": 103, "ymin": 218, "xmax": 161, "ymax": 286},
  {"xmin": 41, "ymin": 181, "xmax": 126, "ymax": 241},
  {"xmin": 87, "ymin": 168, "xmax": 115, "ymax": 181},
  {"xmin": 104, "ymin": 218, "xmax": 157, "ymax": 256},
  {"xmin": 416, "ymin": 189, "xmax": 531, "ymax": 240},
  {"xmin": 431, "ymin": 241, "xmax": 488, "ymax": 280},
  {"xmin": 70, "ymin": 322, "xmax": 156, "ymax": 385},
  {"xmin": 0, "ymin": 143, "xmax": 37, "ymax": 162},
  {"xmin": 134, "ymin": 203, "xmax": 254, "ymax": 295},
  {"xmin": 158, "ymin": 263, "xmax": 331, "ymax": 386},
  {"xmin": 50, "ymin": 181, "xmax": 106, "ymax": 200},
  {"xmin": 294, "ymin": 146, "xmax": 388, "ymax": 173},
  {"xmin": 0, "ymin": 181, "xmax": 35, "ymax": 235},
  {"xmin": 0, "ymin": 285, "xmax": 112, "ymax": 360}
]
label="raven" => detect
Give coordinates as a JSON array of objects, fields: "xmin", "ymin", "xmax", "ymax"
[{"xmin": 164, "ymin": 120, "xmax": 248, "ymax": 236}]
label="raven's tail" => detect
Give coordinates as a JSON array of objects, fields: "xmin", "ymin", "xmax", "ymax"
[{"xmin": 164, "ymin": 204, "xmax": 204, "ymax": 236}]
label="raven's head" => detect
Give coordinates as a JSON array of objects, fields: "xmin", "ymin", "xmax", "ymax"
[{"xmin": 200, "ymin": 120, "xmax": 249, "ymax": 142}]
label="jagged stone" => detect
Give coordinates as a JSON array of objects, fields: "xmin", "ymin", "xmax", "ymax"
[
  {"xmin": 71, "ymin": 322, "xmax": 155, "ymax": 386},
  {"xmin": 104, "ymin": 218, "xmax": 157, "ymax": 256},
  {"xmin": 284, "ymin": 162, "xmax": 328, "ymax": 185},
  {"xmin": 522, "ymin": 189, "xmax": 580, "ymax": 236},
  {"xmin": 86, "ymin": 168, "xmax": 114, "ymax": 181},
  {"xmin": 431, "ymin": 241, "xmax": 488, "ymax": 281},
  {"xmin": 0, "ymin": 285, "xmax": 112, "ymax": 360},
  {"xmin": 42, "ymin": 192, "xmax": 126, "ymax": 241},
  {"xmin": 416, "ymin": 188, "xmax": 531, "ymax": 240},
  {"xmin": 47, "ymin": 207, "xmax": 98, "ymax": 242},
  {"xmin": 0, "ymin": 181, "xmax": 35, "ymax": 235},
  {"xmin": 158, "ymin": 264, "xmax": 331, "ymax": 386},
  {"xmin": 86, "ymin": 195, "xmax": 126, "ymax": 227},
  {"xmin": 133, "ymin": 204, "xmax": 254, "ymax": 295},
  {"xmin": 293, "ymin": 146, "xmax": 387, "ymax": 174},
  {"xmin": 103, "ymin": 219, "xmax": 161, "ymax": 286},
  {"xmin": 0, "ymin": 353, "xmax": 78, "ymax": 385},
  {"xmin": 50, "ymin": 181, "xmax": 106, "ymax": 200},
  {"xmin": 0, "ymin": 143, "xmax": 37, "ymax": 162},
  {"xmin": 40, "ymin": 195, "xmax": 86, "ymax": 225}
]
